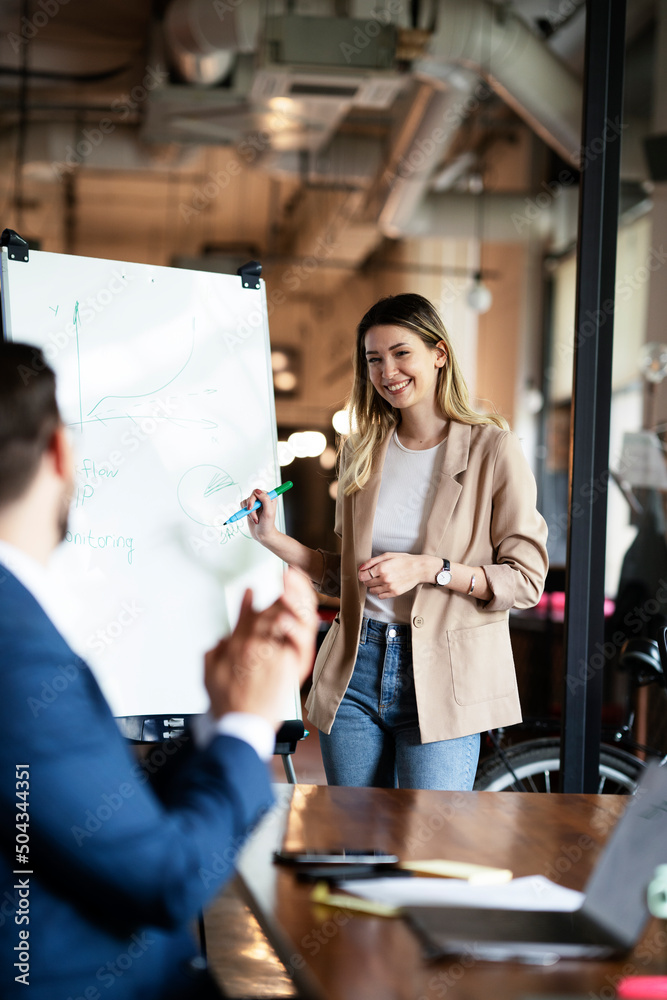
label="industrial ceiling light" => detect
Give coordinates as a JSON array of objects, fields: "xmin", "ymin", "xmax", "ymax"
[
  {"xmin": 467, "ymin": 271, "xmax": 493, "ymax": 314},
  {"xmin": 466, "ymin": 170, "xmax": 493, "ymax": 314}
]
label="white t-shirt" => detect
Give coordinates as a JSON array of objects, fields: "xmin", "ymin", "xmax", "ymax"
[{"xmin": 364, "ymin": 429, "xmax": 446, "ymax": 624}]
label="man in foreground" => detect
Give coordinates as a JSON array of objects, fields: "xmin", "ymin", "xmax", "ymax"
[{"xmin": 0, "ymin": 342, "xmax": 317, "ymax": 999}]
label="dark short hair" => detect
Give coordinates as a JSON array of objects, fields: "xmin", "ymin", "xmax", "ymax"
[{"xmin": 0, "ymin": 342, "xmax": 61, "ymax": 507}]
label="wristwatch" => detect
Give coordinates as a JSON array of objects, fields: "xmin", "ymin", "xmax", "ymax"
[{"xmin": 435, "ymin": 558, "xmax": 452, "ymax": 587}]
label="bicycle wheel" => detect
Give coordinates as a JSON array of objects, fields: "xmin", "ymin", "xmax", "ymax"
[{"xmin": 474, "ymin": 738, "xmax": 645, "ymax": 793}]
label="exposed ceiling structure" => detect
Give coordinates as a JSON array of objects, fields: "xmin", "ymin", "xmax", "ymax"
[{"xmin": 0, "ymin": 0, "xmax": 657, "ymax": 286}]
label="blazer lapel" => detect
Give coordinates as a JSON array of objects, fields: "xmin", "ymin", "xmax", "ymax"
[
  {"xmin": 422, "ymin": 420, "xmax": 471, "ymax": 555},
  {"xmin": 352, "ymin": 431, "xmax": 393, "ymax": 564}
]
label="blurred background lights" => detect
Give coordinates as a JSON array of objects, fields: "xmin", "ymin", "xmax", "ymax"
[
  {"xmin": 332, "ymin": 409, "xmax": 351, "ymax": 434},
  {"xmin": 328, "ymin": 480, "xmax": 338, "ymax": 500},
  {"xmin": 302, "ymin": 431, "xmax": 327, "ymax": 456},
  {"xmin": 277, "ymin": 441, "xmax": 295, "ymax": 466},
  {"xmin": 287, "ymin": 431, "xmax": 311, "ymax": 458},
  {"xmin": 271, "ymin": 346, "xmax": 300, "ymax": 396},
  {"xmin": 287, "ymin": 430, "xmax": 327, "ymax": 458},
  {"xmin": 273, "ymin": 370, "xmax": 298, "ymax": 392},
  {"xmin": 524, "ymin": 380, "xmax": 545, "ymax": 414},
  {"xmin": 319, "ymin": 446, "xmax": 336, "ymax": 470},
  {"xmin": 271, "ymin": 349, "xmax": 290, "ymax": 372},
  {"xmin": 639, "ymin": 342, "xmax": 667, "ymax": 384}
]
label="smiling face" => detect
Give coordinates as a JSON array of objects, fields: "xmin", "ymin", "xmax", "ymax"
[{"xmin": 364, "ymin": 325, "xmax": 447, "ymax": 413}]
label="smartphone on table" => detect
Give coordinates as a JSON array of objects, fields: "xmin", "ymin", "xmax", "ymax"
[{"xmin": 273, "ymin": 848, "xmax": 399, "ymax": 866}]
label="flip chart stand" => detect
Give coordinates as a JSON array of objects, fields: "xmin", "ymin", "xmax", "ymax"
[{"xmin": 0, "ymin": 239, "xmax": 305, "ymax": 781}]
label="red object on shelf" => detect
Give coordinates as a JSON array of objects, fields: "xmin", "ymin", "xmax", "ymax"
[{"xmin": 535, "ymin": 591, "xmax": 615, "ymax": 622}]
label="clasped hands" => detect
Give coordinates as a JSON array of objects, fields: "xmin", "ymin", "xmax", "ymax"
[{"xmin": 204, "ymin": 568, "xmax": 318, "ymax": 731}]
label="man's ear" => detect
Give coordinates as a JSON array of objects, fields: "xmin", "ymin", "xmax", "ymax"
[{"xmin": 47, "ymin": 424, "xmax": 74, "ymax": 482}]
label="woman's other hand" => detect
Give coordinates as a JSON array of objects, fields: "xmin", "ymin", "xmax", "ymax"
[{"xmin": 358, "ymin": 553, "xmax": 439, "ymax": 599}]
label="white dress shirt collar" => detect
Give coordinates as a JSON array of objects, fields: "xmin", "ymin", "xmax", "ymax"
[{"xmin": 0, "ymin": 538, "xmax": 75, "ymax": 640}]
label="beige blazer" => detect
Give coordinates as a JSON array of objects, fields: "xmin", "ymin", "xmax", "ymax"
[{"xmin": 305, "ymin": 421, "xmax": 549, "ymax": 744}]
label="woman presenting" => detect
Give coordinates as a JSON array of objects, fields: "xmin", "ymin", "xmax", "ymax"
[{"xmin": 243, "ymin": 293, "xmax": 548, "ymax": 790}]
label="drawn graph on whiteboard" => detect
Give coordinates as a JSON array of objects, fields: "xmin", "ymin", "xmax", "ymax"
[{"xmin": 177, "ymin": 465, "xmax": 239, "ymax": 525}]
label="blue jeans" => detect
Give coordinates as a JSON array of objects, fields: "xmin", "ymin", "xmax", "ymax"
[{"xmin": 318, "ymin": 618, "xmax": 480, "ymax": 790}]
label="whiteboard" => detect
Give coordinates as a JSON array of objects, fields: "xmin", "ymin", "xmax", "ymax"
[{"xmin": 1, "ymin": 248, "xmax": 299, "ymax": 722}]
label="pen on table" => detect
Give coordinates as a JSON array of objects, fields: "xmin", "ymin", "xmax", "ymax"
[{"xmin": 224, "ymin": 481, "xmax": 293, "ymax": 524}]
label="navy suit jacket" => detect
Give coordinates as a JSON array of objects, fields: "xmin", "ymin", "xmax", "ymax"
[{"xmin": 0, "ymin": 566, "xmax": 274, "ymax": 1000}]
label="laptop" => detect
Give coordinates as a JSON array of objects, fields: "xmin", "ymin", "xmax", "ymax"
[{"xmin": 404, "ymin": 762, "xmax": 667, "ymax": 964}]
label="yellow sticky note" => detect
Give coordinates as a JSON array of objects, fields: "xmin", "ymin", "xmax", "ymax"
[
  {"xmin": 398, "ymin": 859, "xmax": 513, "ymax": 884},
  {"xmin": 310, "ymin": 881, "xmax": 401, "ymax": 918}
]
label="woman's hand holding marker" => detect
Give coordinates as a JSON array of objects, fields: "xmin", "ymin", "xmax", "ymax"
[{"xmin": 225, "ymin": 481, "xmax": 293, "ymax": 527}]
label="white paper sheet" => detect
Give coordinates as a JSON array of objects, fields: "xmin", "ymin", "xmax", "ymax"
[{"xmin": 339, "ymin": 874, "xmax": 584, "ymax": 912}]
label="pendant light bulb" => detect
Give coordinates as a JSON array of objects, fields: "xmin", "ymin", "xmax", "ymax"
[{"xmin": 467, "ymin": 272, "xmax": 492, "ymax": 314}]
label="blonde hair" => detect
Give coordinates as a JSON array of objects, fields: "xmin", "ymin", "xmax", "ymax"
[{"xmin": 338, "ymin": 293, "xmax": 508, "ymax": 495}]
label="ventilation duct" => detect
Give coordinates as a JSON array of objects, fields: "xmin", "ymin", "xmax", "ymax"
[{"xmin": 416, "ymin": 0, "xmax": 582, "ymax": 167}]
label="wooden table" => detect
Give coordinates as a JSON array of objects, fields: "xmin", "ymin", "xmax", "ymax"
[{"xmin": 226, "ymin": 785, "xmax": 667, "ymax": 1000}]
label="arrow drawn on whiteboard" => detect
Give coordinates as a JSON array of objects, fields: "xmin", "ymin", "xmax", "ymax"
[
  {"xmin": 86, "ymin": 324, "xmax": 195, "ymax": 416},
  {"xmin": 66, "ymin": 414, "xmax": 218, "ymax": 429},
  {"xmin": 204, "ymin": 471, "xmax": 233, "ymax": 497}
]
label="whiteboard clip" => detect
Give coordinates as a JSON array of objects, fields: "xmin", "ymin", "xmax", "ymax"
[
  {"xmin": 237, "ymin": 259, "xmax": 262, "ymax": 290},
  {"xmin": 0, "ymin": 229, "xmax": 29, "ymax": 262}
]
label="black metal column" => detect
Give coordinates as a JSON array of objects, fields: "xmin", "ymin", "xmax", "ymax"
[{"xmin": 561, "ymin": 0, "xmax": 627, "ymax": 792}]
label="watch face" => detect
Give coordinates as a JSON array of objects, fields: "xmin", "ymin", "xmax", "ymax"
[{"xmin": 436, "ymin": 568, "xmax": 452, "ymax": 586}]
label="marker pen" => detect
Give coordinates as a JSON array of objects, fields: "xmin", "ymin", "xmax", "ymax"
[{"xmin": 224, "ymin": 481, "xmax": 293, "ymax": 524}]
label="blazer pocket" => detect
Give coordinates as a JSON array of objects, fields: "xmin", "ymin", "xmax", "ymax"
[
  {"xmin": 311, "ymin": 617, "xmax": 341, "ymax": 689},
  {"xmin": 447, "ymin": 620, "xmax": 516, "ymax": 707}
]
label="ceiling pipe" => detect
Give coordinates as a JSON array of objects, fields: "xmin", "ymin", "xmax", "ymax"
[
  {"xmin": 416, "ymin": 0, "xmax": 582, "ymax": 167},
  {"xmin": 377, "ymin": 0, "xmax": 583, "ymax": 242},
  {"xmin": 405, "ymin": 190, "xmax": 556, "ymax": 242},
  {"xmin": 376, "ymin": 71, "xmax": 479, "ymax": 239}
]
